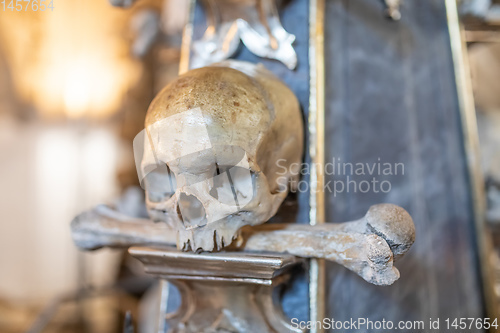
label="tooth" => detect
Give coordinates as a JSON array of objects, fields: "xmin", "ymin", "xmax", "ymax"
[{"xmin": 214, "ymin": 230, "xmax": 221, "ymax": 251}]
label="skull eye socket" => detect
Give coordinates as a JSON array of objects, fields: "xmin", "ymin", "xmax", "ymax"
[
  {"xmin": 143, "ymin": 164, "xmax": 177, "ymax": 202},
  {"xmin": 209, "ymin": 165, "xmax": 255, "ymax": 208}
]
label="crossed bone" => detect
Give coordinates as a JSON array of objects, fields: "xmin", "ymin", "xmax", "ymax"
[{"xmin": 71, "ymin": 202, "xmax": 415, "ymax": 286}]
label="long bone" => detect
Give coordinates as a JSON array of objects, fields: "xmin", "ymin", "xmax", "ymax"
[
  {"xmin": 71, "ymin": 204, "xmax": 415, "ymax": 285},
  {"xmin": 238, "ymin": 204, "xmax": 415, "ymax": 285}
]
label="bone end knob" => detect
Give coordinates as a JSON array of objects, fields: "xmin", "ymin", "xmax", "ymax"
[{"xmin": 365, "ymin": 203, "xmax": 416, "ymax": 261}]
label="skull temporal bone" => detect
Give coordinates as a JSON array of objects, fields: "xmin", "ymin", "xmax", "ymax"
[{"xmin": 140, "ymin": 61, "xmax": 303, "ymax": 252}]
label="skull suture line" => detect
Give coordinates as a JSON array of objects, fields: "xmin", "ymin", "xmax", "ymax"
[{"xmin": 135, "ymin": 61, "xmax": 303, "ymax": 252}]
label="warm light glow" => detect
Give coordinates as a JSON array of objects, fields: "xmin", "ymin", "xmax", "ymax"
[
  {"xmin": 0, "ymin": 0, "xmax": 140, "ymax": 118},
  {"xmin": 63, "ymin": 56, "xmax": 123, "ymax": 118},
  {"xmin": 64, "ymin": 62, "xmax": 92, "ymax": 118}
]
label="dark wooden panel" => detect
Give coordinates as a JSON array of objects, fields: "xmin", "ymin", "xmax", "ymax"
[{"xmin": 324, "ymin": 0, "xmax": 484, "ymax": 331}]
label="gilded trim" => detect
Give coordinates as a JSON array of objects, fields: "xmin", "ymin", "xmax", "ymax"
[{"xmin": 308, "ymin": 0, "xmax": 326, "ymax": 330}]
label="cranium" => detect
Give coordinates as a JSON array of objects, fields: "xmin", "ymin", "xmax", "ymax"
[{"xmin": 135, "ymin": 61, "xmax": 303, "ymax": 252}]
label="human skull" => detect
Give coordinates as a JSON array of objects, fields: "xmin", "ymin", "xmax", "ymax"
[{"xmin": 135, "ymin": 61, "xmax": 303, "ymax": 252}]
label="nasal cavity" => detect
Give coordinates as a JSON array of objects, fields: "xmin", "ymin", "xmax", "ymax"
[{"xmin": 177, "ymin": 193, "xmax": 208, "ymax": 229}]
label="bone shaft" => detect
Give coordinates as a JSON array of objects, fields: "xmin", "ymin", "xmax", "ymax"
[
  {"xmin": 71, "ymin": 208, "xmax": 177, "ymax": 250},
  {"xmin": 243, "ymin": 229, "xmax": 368, "ymax": 264},
  {"xmin": 241, "ymin": 229, "xmax": 399, "ymax": 285},
  {"xmin": 248, "ymin": 219, "xmax": 366, "ymax": 233}
]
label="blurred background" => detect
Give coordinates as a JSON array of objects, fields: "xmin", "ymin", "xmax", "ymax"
[
  {"xmin": 2, "ymin": 0, "xmax": 500, "ymax": 332},
  {"xmin": 0, "ymin": 0, "xmax": 186, "ymax": 331},
  {"xmin": 466, "ymin": 0, "xmax": 500, "ymax": 303}
]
